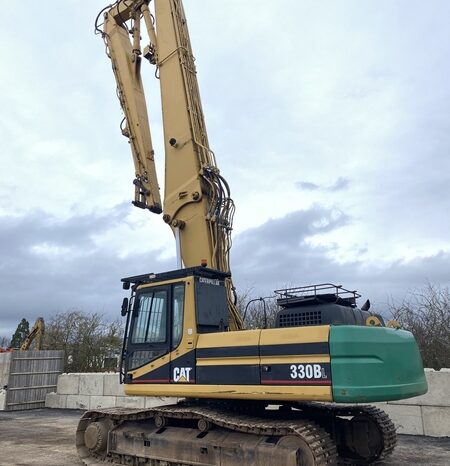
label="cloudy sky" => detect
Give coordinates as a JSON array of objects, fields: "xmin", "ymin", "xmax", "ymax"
[{"xmin": 1, "ymin": 0, "xmax": 449, "ymax": 337}]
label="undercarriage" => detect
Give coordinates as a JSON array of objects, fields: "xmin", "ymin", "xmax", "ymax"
[{"xmin": 76, "ymin": 400, "xmax": 396, "ymax": 466}]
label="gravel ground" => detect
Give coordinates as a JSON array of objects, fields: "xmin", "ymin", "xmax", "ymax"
[{"xmin": 0, "ymin": 409, "xmax": 448, "ymax": 465}]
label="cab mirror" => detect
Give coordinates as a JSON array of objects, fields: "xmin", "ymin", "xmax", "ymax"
[{"xmin": 121, "ymin": 297, "xmax": 129, "ymax": 316}]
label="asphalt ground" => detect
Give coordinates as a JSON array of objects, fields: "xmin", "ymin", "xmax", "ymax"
[{"xmin": 0, "ymin": 409, "xmax": 448, "ymax": 466}]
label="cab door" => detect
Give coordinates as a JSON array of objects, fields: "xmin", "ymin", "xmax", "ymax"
[
  {"xmin": 170, "ymin": 282, "xmax": 196, "ymax": 384},
  {"xmin": 125, "ymin": 286, "xmax": 171, "ymax": 383}
]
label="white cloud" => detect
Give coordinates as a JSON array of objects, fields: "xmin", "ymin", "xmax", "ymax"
[{"xmin": 1, "ymin": 0, "xmax": 449, "ymax": 335}]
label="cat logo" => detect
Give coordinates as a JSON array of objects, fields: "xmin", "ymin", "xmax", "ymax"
[{"xmin": 173, "ymin": 367, "xmax": 192, "ymax": 383}]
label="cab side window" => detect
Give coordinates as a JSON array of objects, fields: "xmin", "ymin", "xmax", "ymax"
[{"xmin": 172, "ymin": 284, "xmax": 185, "ymax": 349}]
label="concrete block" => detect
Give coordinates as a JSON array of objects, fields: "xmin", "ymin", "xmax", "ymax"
[
  {"xmin": 426, "ymin": 369, "xmax": 450, "ymax": 407},
  {"xmin": 45, "ymin": 393, "xmax": 58, "ymax": 408},
  {"xmin": 66, "ymin": 395, "xmax": 90, "ymax": 410},
  {"xmin": 79, "ymin": 373, "xmax": 104, "ymax": 396},
  {"xmin": 422, "ymin": 406, "xmax": 450, "ymax": 437},
  {"xmin": 90, "ymin": 396, "xmax": 116, "ymax": 410},
  {"xmin": 0, "ymin": 353, "xmax": 11, "ymax": 388},
  {"xmin": 389, "ymin": 369, "xmax": 450, "ymax": 407},
  {"xmin": 45, "ymin": 393, "xmax": 67, "ymax": 409},
  {"xmin": 116, "ymin": 396, "xmax": 145, "ymax": 409},
  {"xmin": 57, "ymin": 374, "xmax": 80, "ymax": 395},
  {"xmin": 145, "ymin": 397, "xmax": 177, "ymax": 409},
  {"xmin": 378, "ymin": 403, "xmax": 424, "ymax": 435},
  {"xmin": 0, "ymin": 388, "xmax": 6, "ymax": 411},
  {"xmin": 103, "ymin": 373, "xmax": 124, "ymax": 396}
]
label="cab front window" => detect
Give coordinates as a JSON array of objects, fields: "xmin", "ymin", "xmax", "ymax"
[{"xmin": 132, "ymin": 290, "xmax": 167, "ymax": 344}]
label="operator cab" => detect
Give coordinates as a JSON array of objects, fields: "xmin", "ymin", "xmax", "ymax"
[
  {"xmin": 122, "ymin": 266, "xmax": 230, "ymax": 333},
  {"xmin": 120, "ymin": 267, "xmax": 230, "ymax": 380}
]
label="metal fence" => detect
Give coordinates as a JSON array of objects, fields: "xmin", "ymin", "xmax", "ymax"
[{"xmin": 5, "ymin": 350, "xmax": 64, "ymax": 411}]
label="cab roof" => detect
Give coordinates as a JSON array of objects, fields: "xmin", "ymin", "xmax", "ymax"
[{"xmin": 121, "ymin": 266, "xmax": 231, "ymax": 289}]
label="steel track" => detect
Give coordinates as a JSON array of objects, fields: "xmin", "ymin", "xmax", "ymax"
[
  {"xmin": 293, "ymin": 402, "xmax": 397, "ymax": 464},
  {"xmin": 77, "ymin": 404, "xmax": 338, "ymax": 466}
]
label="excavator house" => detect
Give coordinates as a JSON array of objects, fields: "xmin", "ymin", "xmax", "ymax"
[{"xmin": 77, "ymin": 1, "xmax": 428, "ymax": 465}]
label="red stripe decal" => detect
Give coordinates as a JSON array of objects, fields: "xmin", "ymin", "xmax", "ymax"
[
  {"xmin": 261, "ymin": 380, "xmax": 331, "ymax": 385},
  {"xmin": 132, "ymin": 379, "xmax": 197, "ymax": 384},
  {"xmin": 132, "ymin": 379, "xmax": 170, "ymax": 384}
]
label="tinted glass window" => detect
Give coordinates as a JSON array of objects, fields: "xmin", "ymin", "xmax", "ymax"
[
  {"xmin": 129, "ymin": 349, "xmax": 165, "ymax": 370},
  {"xmin": 132, "ymin": 290, "xmax": 167, "ymax": 344},
  {"xmin": 195, "ymin": 278, "xmax": 229, "ymax": 331},
  {"xmin": 172, "ymin": 284, "xmax": 185, "ymax": 349}
]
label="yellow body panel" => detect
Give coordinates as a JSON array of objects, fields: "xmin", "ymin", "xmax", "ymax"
[
  {"xmin": 130, "ymin": 317, "xmax": 331, "ymax": 379},
  {"xmin": 127, "ymin": 278, "xmax": 331, "ymax": 397},
  {"xmin": 260, "ymin": 355, "xmax": 330, "ymax": 365},
  {"xmin": 260, "ymin": 326, "xmax": 330, "ymax": 345},
  {"xmin": 197, "ymin": 329, "xmax": 260, "ymax": 349},
  {"xmin": 128, "ymin": 277, "xmax": 332, "ymax": 396},
  {"xmin": 125, "ymin": 383, "xmax": 332, "ymax": 402}
]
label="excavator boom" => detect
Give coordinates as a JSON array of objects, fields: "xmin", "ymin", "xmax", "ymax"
[{"xmin": 100, "ymin": 0, "xmax": 242, "ymax": 329}]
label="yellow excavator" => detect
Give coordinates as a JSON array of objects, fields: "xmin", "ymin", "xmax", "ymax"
[
  {"xmin": 76, "ymin": 1, "xmax": 427, "ymax": 465},
  {"xmin": 20, "ymin": 317, "xmax": 45, "ymax": 351}
]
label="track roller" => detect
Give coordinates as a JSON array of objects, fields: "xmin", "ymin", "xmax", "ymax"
[
  {"xmin": 154, "ymin": 414, "xmax": 168, "ymax": 428},
  {"xmin": 197, "ymin": 418, "xmax": 212, "ymax": 432}
]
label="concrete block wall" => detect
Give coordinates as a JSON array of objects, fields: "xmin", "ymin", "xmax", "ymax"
[
  {"xmin": 45, "ymin": 373, "xmax": 175, "ymax": 410},
  {"xmin": 376, "ymin": 369, "xmax": 450, "ymax": 437}
]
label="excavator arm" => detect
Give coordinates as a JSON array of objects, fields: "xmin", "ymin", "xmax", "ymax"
[
  {"xmin": 100, "ymin": 1, "xmax": 161, "ymax": 214},
  {"xmin": 98, "ymin": 0, "xmax": 242, "ymax": 330},
  {"xmin": 20, "ymin": 317, "xmax": 45, "ymax": 351}
]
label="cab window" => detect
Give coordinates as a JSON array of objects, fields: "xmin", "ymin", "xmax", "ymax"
[
  {"xmin": 132, "ymin": 290, "xmax": 167, "ymax": 344},
  {"xmin": 172, "ymin": 284, "xmax": 185, "ymax": 349}
]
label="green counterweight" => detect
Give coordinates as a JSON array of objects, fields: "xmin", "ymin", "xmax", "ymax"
[{"xmin": 330, "ymin": 325, "xmax": 428, "ymax": 403}]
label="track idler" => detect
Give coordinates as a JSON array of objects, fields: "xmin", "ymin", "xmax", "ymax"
[{"xmin": 294, "ymin": 403, "xmax": 397, "ymax": 465}]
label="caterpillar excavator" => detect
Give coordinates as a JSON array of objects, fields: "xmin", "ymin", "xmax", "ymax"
[
  {"xmin": 20, "ymin": 317, "xmax": 45, "ymax": 351},
  {"xmin": 76, "ymin": 1, "xmax": 428, "ymax": 464}
]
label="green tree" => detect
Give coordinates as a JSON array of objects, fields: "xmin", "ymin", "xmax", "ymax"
[{"xmin": 10, "ymin": 318, "xmax": 30, "ymax": 348}]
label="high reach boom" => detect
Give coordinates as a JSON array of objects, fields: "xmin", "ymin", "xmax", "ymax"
[{"xmin": 97, "ymin": 0, "xmax": 242, "ymax": 330}]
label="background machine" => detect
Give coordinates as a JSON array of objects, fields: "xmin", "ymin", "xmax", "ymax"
[{"xmin": 77, "ymin": 1, "xmax": 427, "ymax": 465}]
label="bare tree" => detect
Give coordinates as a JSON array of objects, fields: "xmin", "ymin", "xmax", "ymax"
[
  {"xmin": 237, "ymin": 289, "xmax": 279, "ymax": 330},
  {"xmin": 0, "ymin": 336, "xmax": 10, "ymax": 348},
  {"xmin": 389, "ymin": 283, "xmax": 450, "ymax": 370},
  {"xmin": 44, "ymin": 311, "xmax": 124, "ymax": 372}
]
